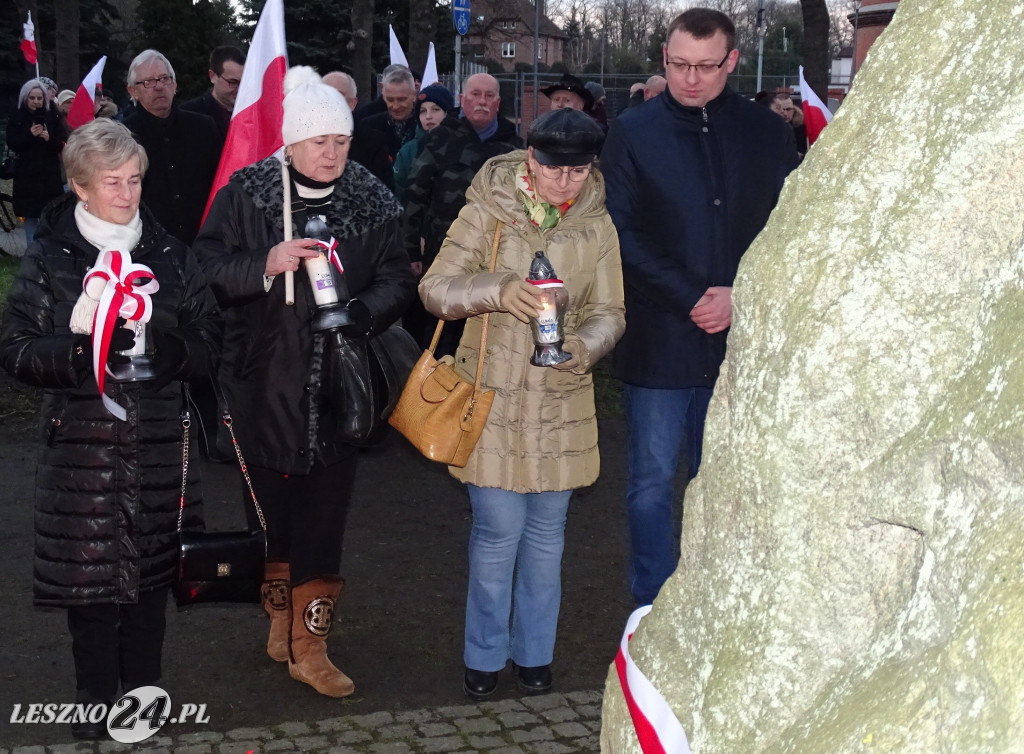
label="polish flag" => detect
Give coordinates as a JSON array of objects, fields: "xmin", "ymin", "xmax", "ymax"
[
  {"xmin": 389, "ymin": 25, "xmax": 409, "ymax": 67},
  {"xmin": 203, "ymin": 0, "xmax": 288, "ymax": 220},
  {"xmin": 67, "ymin": 56, "xmax": 107, "ymax": 131},
  {"xmin": 421, "ymin": 43, "xmax": 439, "ymax": 90},
  {"xmin": 798, "ymin": 65, "xmax": 832, "ymax": 146},
  {"xmin": 21, "ymin": 12, "xmax": 37, "ymax": 65}
]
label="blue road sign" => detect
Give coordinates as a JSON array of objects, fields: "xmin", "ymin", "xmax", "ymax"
[{"xmin": 453, "ymin": 0, "xmax": 470, "ymax": 35}]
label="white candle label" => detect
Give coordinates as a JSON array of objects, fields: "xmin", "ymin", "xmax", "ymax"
[{"xmin": 305, "ymin": 253, "xmax": 339, "ymax": 305}]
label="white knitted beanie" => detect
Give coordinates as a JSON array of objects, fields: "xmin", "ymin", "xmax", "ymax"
[{"xmin": 281, "ymin": 66, "xmax": 353, "ymax": 145}]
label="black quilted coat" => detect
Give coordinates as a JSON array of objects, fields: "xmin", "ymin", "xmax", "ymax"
[
  {"xmin": 0, "ymin": 193, "xmax": 221, "ymax": 607},
  {"xmin": 193, "ymin": 157, "xmax": 416, "ymax": 476}
]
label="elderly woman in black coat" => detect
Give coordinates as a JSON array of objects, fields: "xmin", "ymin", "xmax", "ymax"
[
  {"xmin": 0, "ymin": 119, "xmax": 220, "ymax": 740},
  {"xmin": 194, "ymin": 67, "xmax": 415, "ymax": 699},
  {"xmin": 5, "ymin": 78, "xmax": 65, "ymax": 243}
]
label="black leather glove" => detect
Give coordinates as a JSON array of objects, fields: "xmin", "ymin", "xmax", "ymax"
[
  {"xmin": 147, "ymin": 327, "xmax": 187, "ymax": 392},
  {"xmin": 338, "ymin": 298, "xmax": 373, "ymax": 338},
  {"xmin": 106, "ymin": 318, "xmax": 137, "ymax": 366}
]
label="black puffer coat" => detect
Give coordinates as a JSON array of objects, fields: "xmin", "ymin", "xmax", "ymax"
[
  {"xmin": 0, "ymin": 193, "xmax": 221, "ymax": 607},
  {"xmin": 5, "ymin": 104, "xmax": 64, "ymax": 218},
  {"xmin": 193, "ymin": 157, "xmax": 416, "ymax": 476}
]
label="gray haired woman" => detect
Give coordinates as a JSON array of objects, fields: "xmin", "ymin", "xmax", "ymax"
[
  {"xmin": 5, "ymin": 78, "xmax": 65, "ymax": 242},
  {"xmin": 0, "ymin": 118, "xmax": 220, "ymax": 740}
]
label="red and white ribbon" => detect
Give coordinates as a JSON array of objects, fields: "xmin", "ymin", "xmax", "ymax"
[
  {"xmin": 313, "ymin": 236, "xmax": 343, "ymax": 276},
  {"xmin": 84, "ymin": 249, "xmax": 159, "ymax": 421},
  {"xmin": 614, "ymin": 605, "xmax": 691, "ymax": 754}
]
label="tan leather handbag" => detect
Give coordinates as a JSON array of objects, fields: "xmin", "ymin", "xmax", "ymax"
[{"xmin": 388, "ymin": 221, "xmax": 502, "ymax": 467}]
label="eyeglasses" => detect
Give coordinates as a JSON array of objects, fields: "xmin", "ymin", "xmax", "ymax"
[
  {"xmin": 217, "ymin": 73, "xmax": 241, "ymax": 87},
  {"xmin": 665, "ymin": 51, "xmax": 732, "ymax": 76},
  {"xmin": 136, "ymin": 75, "xmax": 174, "ymax": 89},
  {"xmin": 536, "ymin": 163, "xmax": 592, "ymax": 182}
]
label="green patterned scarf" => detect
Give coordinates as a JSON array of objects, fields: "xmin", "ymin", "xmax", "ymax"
[{"xmin": 516, "ymin": 162, "xmax": 574, "ymax": 230}]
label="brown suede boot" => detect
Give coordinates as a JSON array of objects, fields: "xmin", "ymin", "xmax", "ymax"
[
  {"xmin": 261, "ymin": 562, "xmax": 290, "ymax": 663},
  {"xmin": 288, "ymin": 578, "xmax": 355, "ymax": 697}
]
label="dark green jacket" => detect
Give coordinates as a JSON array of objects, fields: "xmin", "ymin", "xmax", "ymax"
[{"xmin": 401, "ymin": 114, "xmax": 522, "ymax": 266}]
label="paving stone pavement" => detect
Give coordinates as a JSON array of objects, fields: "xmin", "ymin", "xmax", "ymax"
[{"xmin": 0, "ymin": 691, "xmax": 603, "ymax": 754}]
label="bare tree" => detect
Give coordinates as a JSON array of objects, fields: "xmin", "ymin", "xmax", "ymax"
[
  {"xmin": 54, "ymin": 0, "xmax": 80, "ymax": 87},
  {"xmin": 800, "ymin": 0, "xmax": 829, "ymax": 96},
  {"xmin": 408, "ymin": 0, "xmax": 437, "ymax": 77},
  {"xmin": 350, "ymin": 0, "xmax": 373, "ymax": 100}
]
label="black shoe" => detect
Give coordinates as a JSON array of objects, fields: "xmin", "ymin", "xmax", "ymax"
[
  {"xmin": 70, "ymin": 691, "xmax": 111, "ymax": 741},
  {"xmin": 463, "ymin": 667, "xmax": 499, "ymax": 700},
  {"xmin": 516, "ymin": 664, "xmax": 552, "ymax": 694}
]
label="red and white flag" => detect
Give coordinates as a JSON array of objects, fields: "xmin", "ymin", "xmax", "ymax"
[
  {"xmin": 21, "ymin": 12, "xmax": 37, "ymax": 65},
  {"xmin": 421, "ymin": 43, "xmax": 439, "ymax": 90},
  {"xmin": 798, "ymin": 65, "xmax": 832, "ymax": 146},
  {"xmin": 389, "ymin": 25, "xmax": 409, "ymax": 68},
  {"xmin": 67, "ymin": 56, "xmax": 107, "ymax": 131},
  {"xmin": 203, "ymin": 0, "xmax": 288, "ymax": 220}
]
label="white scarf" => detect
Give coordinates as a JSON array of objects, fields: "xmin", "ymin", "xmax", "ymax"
[{"xmin": 69, "ymin": 201, "xmax": 144, "ymax": 335}]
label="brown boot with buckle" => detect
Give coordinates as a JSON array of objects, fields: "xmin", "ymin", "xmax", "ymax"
[
  {"xmin": 261, "ymin": 562, "xmax": 290, "ymax": 662},
  {"xmin": 288, "ymin": 578, "xmax": 355, "ymax": 697}
]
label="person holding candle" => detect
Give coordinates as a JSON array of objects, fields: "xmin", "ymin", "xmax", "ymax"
[
  {"xmin": 193, "ymin": 66, "xmax": 415, "ymax": 698},
  {"xmin": 419, "ymin": 107, "xmax": 625, "ymax": 699},
  {"xmin": 0, "ymin": 118, "xmax": 221, "ymax": 740}
]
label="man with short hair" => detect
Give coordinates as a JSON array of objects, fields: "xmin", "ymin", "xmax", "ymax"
[
  {"xmin": 124, "ymin": 49, "xmax": 221, "ymax": 245},
  {"xmin": 181, "ymin": 45, "xmax": 246, "ymax": 142},
  {"xmin": 644, "ymin": 75, "xmax": 667, "ymax": 100},
  {"xmin": 601, "ymin": 8, "xmax": 798, "ymax": 606},
  {"xmin": 401, "ymin": 72, "xmax": 522, "ymax": 347},
  {"xmin": 770, "ymin": 91, "xmax": 807, "ymax": 154},
  {"xmin": 323, "ymin": 70, "xmax": 391, "ymax": 186},
  {"xmin": 357, "ymin": 66, "xmax": 419, "ymax": 175}
]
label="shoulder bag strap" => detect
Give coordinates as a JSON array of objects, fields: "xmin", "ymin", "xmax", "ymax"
[
  {"xmin": 426, "ymin": 219, "xmax": 504, "ymax": 374},
  {"xmin": 473, "ymin": 220, "xmax": 502, "ymax": 392},
  {"xmin": 178, "ymin": 388, "xmax": 267, "ymax": 534}
]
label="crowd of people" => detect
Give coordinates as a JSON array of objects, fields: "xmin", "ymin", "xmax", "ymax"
[{"xmin": 1, "ymin": 5, "xmax": 808, "ymax": 741}]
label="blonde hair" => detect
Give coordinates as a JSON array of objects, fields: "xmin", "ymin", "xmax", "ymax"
[{"xmin": 63, "ymin": 119, "xmax": 149, "ymax": 188}]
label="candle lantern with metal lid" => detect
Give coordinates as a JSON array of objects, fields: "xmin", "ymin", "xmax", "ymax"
[
  {"xmin": 527, "ymin": 251, "xmax": 571, "ymax": 366},
  {"xmin": 303, "ymin": 215, "xmax": 355, "ymax": 332}
]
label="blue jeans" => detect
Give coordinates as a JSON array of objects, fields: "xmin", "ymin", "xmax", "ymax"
[
  {"xmin": 624, "ymin": 384, "xmax": 713, "ymax": 606},
  {"xmin": 464, "ymin": 484, "xmax": 572, "ymax": 671},
  {"xmin": 23, "ymin": 217, "xmax": 39, "ymax": 245}
]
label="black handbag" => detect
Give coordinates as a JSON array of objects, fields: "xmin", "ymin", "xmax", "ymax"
[
  {"xmin": 174, "ymin": 403, "xmax": 267, "ymax": 606},
  {"xmin": 323, "ymin": 320, "xmax": 422, "ymax": 447},
  {"xmin": 0, "ymin": 152, "xmax": 16, "ymax": 180}
]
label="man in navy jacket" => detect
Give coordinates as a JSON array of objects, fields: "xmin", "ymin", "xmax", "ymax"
[{"xmin": 602, "ymin": 8, "xmax": 798, "ymax": 606}]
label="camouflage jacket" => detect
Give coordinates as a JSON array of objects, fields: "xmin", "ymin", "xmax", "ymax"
[{"xmin": 402, "ymin": 113, "xmax": 522, "ymax": 265}]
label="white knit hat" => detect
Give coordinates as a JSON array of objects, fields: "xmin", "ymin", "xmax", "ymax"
[{"xmin": 281, "ymin": 66, "xmax": 353, "ymax": 145}]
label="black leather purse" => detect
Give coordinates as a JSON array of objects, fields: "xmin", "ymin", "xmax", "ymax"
[
  {"xmin": 323, "ymin": 320, "xmax": 422, "ymax": 447},
  {"xmin": 174, "ymin": 403, "xmax": 267, "ymax": 606}
]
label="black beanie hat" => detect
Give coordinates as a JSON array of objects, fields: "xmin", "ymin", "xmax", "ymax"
[{"xmin": 527, "ymin": 108, "xmax": 605, "ymax": 166}]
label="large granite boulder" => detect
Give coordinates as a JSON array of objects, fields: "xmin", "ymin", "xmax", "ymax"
[{"xmin": 601, "ymin": 1, "xmax": 1024, "ymax": 752}]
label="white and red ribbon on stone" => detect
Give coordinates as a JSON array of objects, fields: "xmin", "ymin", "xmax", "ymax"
[
  {"xmin": 84, "ymin": 249, "xmax": 159, "ymax": 421},
  {"xmin": 614, "ymin": 605, "xmax": 691, "ymax": 754},
  {"xmin": 313, "ymin": 236, "xmax": 343, "ymax": 276}
]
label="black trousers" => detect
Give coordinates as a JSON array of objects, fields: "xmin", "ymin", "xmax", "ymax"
[
  {"xmin": 247, "ymin": 456, "xmax": 358, "ymax": 585},
  {"xmin": 66, "ymin": 587, "xmax": 169, "ymax": 700}
]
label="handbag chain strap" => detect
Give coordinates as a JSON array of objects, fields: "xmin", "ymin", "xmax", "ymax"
[
  {"xmin": 177, "ymin": 405, "xmax": 267, "ymax": 533},
  {"xmin": 426, "ymin": 220, "xmax": 503, "ymax": 405}
]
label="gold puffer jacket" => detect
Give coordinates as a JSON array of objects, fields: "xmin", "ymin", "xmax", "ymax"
[{"xmin": 419, "ymin": 150, "xmax": 625, "ymax": 493}]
